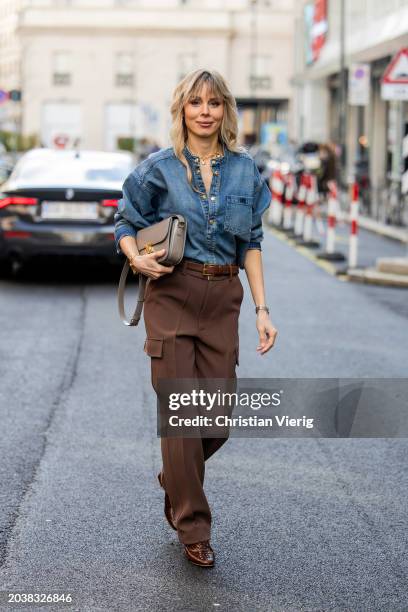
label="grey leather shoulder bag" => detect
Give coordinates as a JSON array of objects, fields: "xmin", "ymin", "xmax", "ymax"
[{"xmin": 117, "ymin": 214, "xmax": 187, "ymax": 326}]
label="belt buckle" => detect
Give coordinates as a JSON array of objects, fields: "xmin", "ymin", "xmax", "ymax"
[{"xmin": 202, "ymin": 263, "xmax": 213, "ymax": 279}]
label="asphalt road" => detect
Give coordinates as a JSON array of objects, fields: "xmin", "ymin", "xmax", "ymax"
[{"xmin": 0, "ymin": 225, "xmax": 407, "ymax": 612}]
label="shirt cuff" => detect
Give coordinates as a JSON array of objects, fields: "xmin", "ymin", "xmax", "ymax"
[
  {"xmin": 115, "ymin": 227, "xmax": 137, "ymax": 255},
  {"xmin": 247, "ymin": 242, "xmax": 262, "ymax": 250}
]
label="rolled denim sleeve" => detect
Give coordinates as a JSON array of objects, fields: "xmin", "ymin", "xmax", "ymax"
[
  {"xmin": 248, "ymin": 163, "xmax": 272, "ymax": 250},
  {"xmin": 114, "ymin": 167, "xmax": 158, "ymax": 256}
]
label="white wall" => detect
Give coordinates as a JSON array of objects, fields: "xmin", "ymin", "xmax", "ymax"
[{"xmin": 16, "ymin": 2, "xmax": 295, "ymax": 149}]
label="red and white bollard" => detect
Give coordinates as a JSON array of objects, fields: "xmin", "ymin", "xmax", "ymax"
[
  {"xmin": 294, "ymin": 174, "xmax": 307, "ymax": 236},
  {"xmin": 296, "ymin": 175, "xmax": 320, "ymax": 247},
  {"xmin": 349, "ymin": 182, "xmax": 359, "ymax": 268},
  {"xmin": 267, "ymin": 169, "xmax": 285, "ymax": 226},
  {"xmin": 282, "ymin": 173, "xmax": 295, "ymax": 231},
  {"xmin": 302, "ymin": 175, "xmax": 315, "ymax": 242},
  {"xmin": 327, "ymin": 181, "xmax": 339, "ymax": 254},
  {"xmin": 316, "ymin": 180, "xmax": 346, "ymax": 262}
]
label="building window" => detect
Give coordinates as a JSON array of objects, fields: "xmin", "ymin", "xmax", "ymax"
[
  {"xmin": 115, "ymin": 52, "xmax": 134, "ymax": 88},
  {"xmin": 52, "ymin": 51, "xmax": 71, "ymax": 86},
  {"xmin": 249, "ymin": 55, "xmax": 272, "ymax": 91},
  {"xmin": 177, "ymin": 52, "xmax": 197, "ymax": 82}
]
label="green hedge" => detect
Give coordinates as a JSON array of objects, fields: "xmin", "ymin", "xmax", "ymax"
[{"xmin": 0, "ymin": 131, "xmax": 39, "ymax": 152}]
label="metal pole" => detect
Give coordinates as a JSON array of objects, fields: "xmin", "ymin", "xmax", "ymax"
[
  {"xmin": 250, "ymin": 1, "xmax": 255, "ymax": 97},
  {"xmin": 338, "ymin": 0, "xmax": 347, "ymax": 189},
  {"xmin": 131, "ymin": 51, "xmax": 137, "ymax": 158}
]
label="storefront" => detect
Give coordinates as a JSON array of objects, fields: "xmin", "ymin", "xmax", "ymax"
[
  {"xmin": 236, "ymin": 98, "xmax": 289, "ymax": 150},
  {"xmin": 293, "ymin": 0, "xmax": 408, "ymax": 227},
  {"xmin": 327, "ymin": 56, "xmax": 393, "ymax": 221}
]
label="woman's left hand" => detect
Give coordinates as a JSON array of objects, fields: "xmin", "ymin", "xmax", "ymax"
[{"xmin": 256, "ymin": 311, "xmax": 278, "ymax": 355}]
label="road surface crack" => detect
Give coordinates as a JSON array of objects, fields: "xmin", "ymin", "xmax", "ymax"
[{"xmin": 0, "ymin": 286, "xmax": 87, "ymax": 569}]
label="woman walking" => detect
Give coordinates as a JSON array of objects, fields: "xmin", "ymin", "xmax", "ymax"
[{"xmin": 114, "ymin": 68, "xmax": 277, "ymax": 567}]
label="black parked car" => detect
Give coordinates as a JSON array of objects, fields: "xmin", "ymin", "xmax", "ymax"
[{"xmin": 0, "ymin": 148, "xmax": 135, "ymax": 268}]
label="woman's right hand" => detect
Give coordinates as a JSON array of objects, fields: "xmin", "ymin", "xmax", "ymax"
[{"xmin": 129, "ymin": 249, "xmax": 174, "ymax": 280}]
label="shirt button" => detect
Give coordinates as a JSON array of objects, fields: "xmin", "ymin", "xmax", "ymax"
[
  {"xmin": 209, "ymin": 219, "xmax": 214, "ymax": 224},
  {"xmin": 201, "ymin": 194, "xmax": 206, "ymax": 199},
  {"xmin": 214, "ymin": 171, "xmax": 219, "ymax": 176},
  {"xmin": 210, "ymin": 196, "xmax": 215, "ymax": 201}
]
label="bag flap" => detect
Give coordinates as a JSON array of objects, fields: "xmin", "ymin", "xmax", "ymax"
[{"xmin": 136, "ymin": 218, "xmax": 172, "ymax": 250}]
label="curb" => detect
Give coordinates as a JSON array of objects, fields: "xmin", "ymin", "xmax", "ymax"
[
  {"xmin": 267, "ymin": 223, "xmax": 408, "ymax": 288},
  {"xmin": 347, "ymin": 268, "xmax": 408, "ymax": 288},
  {"xmin": 267, "ymin": 225, "xmax": 348, "ymax": 281}
]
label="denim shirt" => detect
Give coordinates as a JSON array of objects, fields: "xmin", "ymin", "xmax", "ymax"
[{"xmin": 114, "ymin": 144, "xmax": 272, "ymax": 269}]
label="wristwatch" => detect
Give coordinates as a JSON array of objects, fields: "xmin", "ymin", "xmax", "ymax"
[{"xmin": 255, "ymin": 305, "xmax": 270, "ymax": 315}]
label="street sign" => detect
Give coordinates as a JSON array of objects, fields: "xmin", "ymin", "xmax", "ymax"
[
  {"xmin": 0, "ymin": 90, "xmax": 9, "ymax": 105},
  {"xmin": 381, "ymin": 48, "xmax": 408, "ymax": 101},
  {"xmin": 348, "ymin": 63, "xmax": 370, "ymax": 106},
  {"xmin": 53, "ymin": 134, "xmax": 70, "ymax": 149}
]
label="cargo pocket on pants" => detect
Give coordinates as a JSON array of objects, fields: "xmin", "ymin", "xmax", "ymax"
[{"xmin": 144, "ymin": 338, "xmax": 164, "ymax": 358}]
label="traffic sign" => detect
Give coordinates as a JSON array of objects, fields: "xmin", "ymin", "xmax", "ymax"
[
  {"xmin": 0, "ymin": 90, "xmax": 9, "ymax": 105},
  {"xmin": 381, "ymin": 48, "xmax": 408, "ymax": 100},
  {"xmin": 53, "ymin": 134, "xmax": 70, "ymax": 149}
]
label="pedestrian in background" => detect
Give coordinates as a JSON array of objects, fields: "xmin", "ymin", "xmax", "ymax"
[
  {"xmin": 114, "ymin": 68, "xmax": 277, "ymax": 567},
  {"xmin": 318, "ymin": 142, "xmax": 337, "ymax": 197}
]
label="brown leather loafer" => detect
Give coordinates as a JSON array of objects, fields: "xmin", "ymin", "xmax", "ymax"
[
  {"xmin": 184, "ymin": 541, "xmax": 215, "ymax": 567},
  {"xmin": 157, "ymin": 472, "xmax": 177, "ymax": 531}
]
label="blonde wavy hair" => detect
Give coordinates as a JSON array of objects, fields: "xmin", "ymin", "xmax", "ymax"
[{"xmin": 169, "ymin": 68, "xmax": 245, "ymax": 190}]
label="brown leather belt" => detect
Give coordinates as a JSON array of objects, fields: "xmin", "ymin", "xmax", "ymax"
[{"xmin": 182, "ymin": 260, "xmax": 239, "ymax": 277}]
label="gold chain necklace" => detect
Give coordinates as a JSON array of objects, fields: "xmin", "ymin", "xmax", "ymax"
[{"xmin": 188, "ymin": 146, "xmax": 223, "ymax": 166}]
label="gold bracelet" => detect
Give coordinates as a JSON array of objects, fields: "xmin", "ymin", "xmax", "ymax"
[{"xmin": 128, "ymin": 253, "xmax": 139, "ymax": 273}]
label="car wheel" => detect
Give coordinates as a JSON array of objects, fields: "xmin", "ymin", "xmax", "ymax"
[{"xmin": 0, "ymin": 256, "xmax": 13, "ymax": 278}]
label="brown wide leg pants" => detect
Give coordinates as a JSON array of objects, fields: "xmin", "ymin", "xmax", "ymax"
[{"xmin": 143, "ymin": 259, "xmax": 243, "ymax": 545}]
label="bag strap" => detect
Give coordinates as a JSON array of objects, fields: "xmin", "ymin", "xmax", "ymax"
[
  {"xmin": 117, "ymin": 233, "xmax": 149, "ymax": 327},
  {"xmin": 117, "ymin": 214, "xmax": 185, "ymax": 327},
  {"xmin": 118, "ymin": 259, "xmax": 150, "ymax": 327}
]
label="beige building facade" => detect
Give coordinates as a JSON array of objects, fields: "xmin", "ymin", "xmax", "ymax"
[{"xmin": 0, "ymin": 0, "xmax": 295, "ymax": 152}]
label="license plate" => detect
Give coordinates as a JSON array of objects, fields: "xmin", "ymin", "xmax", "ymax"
[{"xmin": 41, "ymin": 201, "xmax": 99, "ymax": 220}]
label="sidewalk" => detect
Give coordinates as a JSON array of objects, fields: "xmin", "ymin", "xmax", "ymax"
[
  {"xmin": 336, "ymin": 209, "xmax": 408, "ymax": 245},
  {"xmin": 268, "ymin": 204, "xmax": 408, "ymax": 287},
  {"xmin": 317, "ymin": 204, "xmax": 408, "ymax": 287}
]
